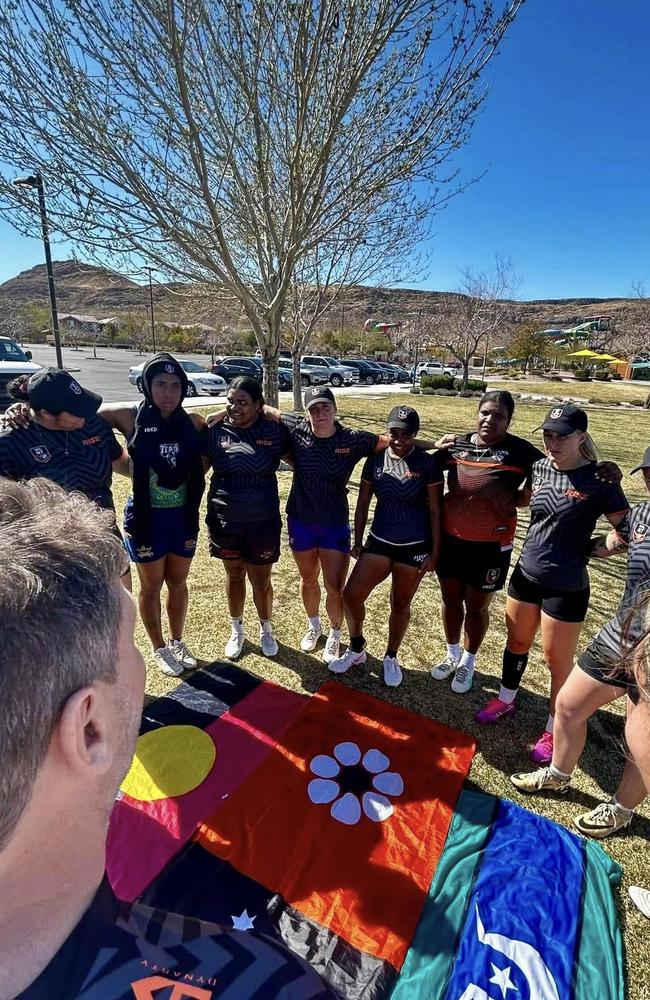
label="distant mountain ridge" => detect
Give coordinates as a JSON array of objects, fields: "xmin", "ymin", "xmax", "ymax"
[{"xmin": 0, "ymin": 259, "xmax": 640, "ymax": 331}]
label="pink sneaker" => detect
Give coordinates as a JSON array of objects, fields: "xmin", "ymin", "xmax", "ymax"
[
  {"xmin": 474, "ymin": 698, "xmax": 516, "ymax": 725},
  {"xmin": 530, "ymin": 731, "xmax": 554, "ymax": 766}
]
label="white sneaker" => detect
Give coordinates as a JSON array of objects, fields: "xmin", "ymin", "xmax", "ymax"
[
  {"xmin": 260, "ymin": 626, "xmax": 278, "ymax": 657},
  {"xmin": 328, "ymin": 648, "xmax": 367, "ymax": 674},
  {"xmin": 629, "ymin": 886, "xmax": 650, "ymax": 919},
  {"xmin": 451, "ymin": 661, "xmax": 475, "ymax": 694},
  {"xmin": 225, "ymin": 626, "xmax": 245, "ymax": 659},
  {"xmin": 169, "ymin": 639, "xmax": 197, "ymax": 670},
  {"xmin": 383, "ymin": 655, "xmax": 402, "ymax": 687},
  {"xmin": 300, "ymin": 625, "xmax": 322, "ymax": 652},
  {"xmin": 322, "ymin": 632, "xmax": 341, "ymax": 664},
  {"xmin": 431, "ymin": 653, "xmax": 459, "ymax": 681},
  {"xmin": 153, "ymin": 645, "xmax": 183, "ymax": 676}
]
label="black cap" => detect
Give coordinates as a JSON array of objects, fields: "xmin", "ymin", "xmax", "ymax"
[
  {"xmin": 631, "ymin": 446, "xmax": 650, "ymax": 474},
  {"xmin": 534, "ymin": 402, "xmax": 588, "ymax": 436},
  {"xmin": 387, "ymin": 404, "xmax": 420, "ymax": 434},
  {"xmin": 304, "ymin": 386, "xmax": 336, "ymax": 410},
  {"xmin": 27, "ymin": 368, "xmax": 102, "ymax": 418},
  {"xmin": 142, "ymin": 352, "xmax": 188, "ymax": 407}
]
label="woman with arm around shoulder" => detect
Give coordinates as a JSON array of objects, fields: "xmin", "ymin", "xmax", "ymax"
[
  {"xmin": 475, "ymin": 403, "xmax": 630, "ymax": 767},
  {"xmin": 203, "ymin": 377, "xmax": 293, "ymax": 660},
  {"xmin": 327, "ymin": 405, "xmax": 443, "ymax": 687},
  {"xmin": 100, "ymin": 353, "xmax": 206, "ymax": 678},
  {"xmin": 511, "ymin": 448, "xmax": 650, "ymax": 840},
  {"xmin": 431, "ymin": 390, "xmax": 543, "ymax": 694}
]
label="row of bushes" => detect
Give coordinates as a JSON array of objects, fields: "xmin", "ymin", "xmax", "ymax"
[{"xmin": 420, "ymin": 374, "xmax": 487, "ymax": 392}]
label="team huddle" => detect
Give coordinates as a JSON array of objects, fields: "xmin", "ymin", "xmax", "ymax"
[{"xmin": 1, "ymin": 353, "xmax": 649, "ymax": 843}]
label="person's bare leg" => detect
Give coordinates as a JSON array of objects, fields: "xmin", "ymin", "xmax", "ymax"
[
  {"xmin": 135, "ymin": 557, "xmax": 167, "ymax": 649},
  {"xmin": 319, "ymin": 548, "xmax": 351, "ymax": 630},
  {"xmin": 223, "ymin": 558, "xmax": 247, "ymax": 618},
  {"xmin": 438, "ymin": 576, "xmax": 465, "ymax": 644},
  {"xmin": 540, "ymin": 614, "xmax": 585, "ymax": 715},
  {"xmin": 463, "ymin": 586, "xmax": 495, "ymax": 655},
  {"xmin": 617, "ymin": 697, "xmax": 650, "ymax": 810},
  {"xmin": 247, "ymin": 563, "xmax": 274, "ymax": 622},
  {"xmin": 387, "ymin": 563, "xmax": 423, "ymax": 653},
  {"xmin": 343, "ymin": 553, "xmax": 391, "ymax": 637},
  {"xmin": 291, "ymin": 548, "xmax": 322, "ymax": 618},
  {"xmin": 165, "ymin": 553, "xmax": 193, "ymax": 641},
  {"xmin": 552, "ymin": 666, "xmax": 625, "ymax": 774}
]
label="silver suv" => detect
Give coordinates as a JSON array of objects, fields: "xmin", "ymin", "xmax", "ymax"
[
  {"xmin": 0, "ymin": 337, "xmax": 42, "ymax": 410},
  {"xmin": 302, "ymin": 355, "xmax": 359, "ymax": 387}
]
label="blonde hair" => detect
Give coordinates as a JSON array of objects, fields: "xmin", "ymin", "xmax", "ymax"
[{"xmin": 579, "ymin": 432, "xmax": 599, "ymax": 462}]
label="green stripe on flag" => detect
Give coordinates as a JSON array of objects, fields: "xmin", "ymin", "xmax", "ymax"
[
  {"xmin": 391, "ymin": 788, "xmax": 497, "ymax": 999},
  {"xmin": 574, "ymin": 839, "xmax": 625, "ymax": 1000}
]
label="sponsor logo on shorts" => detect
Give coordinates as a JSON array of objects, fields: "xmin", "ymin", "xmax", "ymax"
[
  {"xmin": 412, "ymin": 553, "xmax": 427, "ymax": 564},
  {"xmin": 159, "ymin": 442, "xmax": 180, "ymax": 467},
  {"xmin": 633, "ymin": 522, "xmax": 649, "ymax": 543},
  {"xmin": 550, "ymin": 407, "xmax": 563, "ymax": 418},
  {"xmin": 69, "ymin": 380, "xmax": 82, "ymax": 395},
  {"xmin": 259, "ymin": 549, "xmax": 273, "ymax": 559},
  {"xmin": 82, "ymin": 435, "xmax": 101, "ymax": 446},
  {"xmin": 485, "ymin": 567, "xmax": 500, "ymax": 584},
  {"xmin": 29, "ymin": 445, "xmax": 51, "ymax": 463},
  {"xmin": 136, "ymin": 545, "xmax": 154, "ymax": 558},
  {"xmin": 565, "ymin": 488, "xmax": 588, "ymax": 500},
  {"xmin": 184, "ymin": 538, "xmax": 197, "ymax": 551}
]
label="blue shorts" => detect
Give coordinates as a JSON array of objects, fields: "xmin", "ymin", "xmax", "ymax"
[
  {"xmin": 288, "ymin": 516, "xmax": 351, "ymax": 554},
  {"xmin": 124, "ymin": 505, "xmax": 198, "ymax": 563}
]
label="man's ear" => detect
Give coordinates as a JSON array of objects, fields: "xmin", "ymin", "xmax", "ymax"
[{"xmin": 56, "ymin": 686, "xmax": 113, "ymax": 775}]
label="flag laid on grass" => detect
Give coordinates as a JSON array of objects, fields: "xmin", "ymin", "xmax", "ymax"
[{"xmin": 107, "ymin": 664, "xmax": 624, "ymax": 1000}]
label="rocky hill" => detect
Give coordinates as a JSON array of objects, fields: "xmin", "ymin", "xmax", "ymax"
[{"xmin": 0, "ymin": 259, "xmax": 642, "ymax": 334}]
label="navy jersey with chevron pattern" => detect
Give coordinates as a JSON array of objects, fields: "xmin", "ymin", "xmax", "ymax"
[
  {"xmin": 0, "ymin": 415, "xmax": 123, "ymax": 509},
  {"xmin": 595, "ymin": 501, "xmax": 650, "ymax": 657},
  {"xmin": 282, "ymin": 413, "xmax": 378, "ymax": 526},
  {"xmin": 361, "ymin": 448, "xmax": 444, "ymax": 545},
  {"xmin": 17, "ymin": 879, "xmax": 336, "ymax": 999},
  {"xmin": 203, "ymin": 416, "xmax": 292, "ymax": 522},
  {"xmin": 519, "ymin": 458, "xmax": 629, "ymax": 590}
]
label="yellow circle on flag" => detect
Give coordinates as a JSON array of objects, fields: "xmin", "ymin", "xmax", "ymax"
[{"xmin": 121, "ymin": 725, "xmax": 216, "ymax": 802}]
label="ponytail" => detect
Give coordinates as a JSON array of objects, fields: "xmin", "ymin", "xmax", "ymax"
[{"xmin": 580, "ymin": 432, "xmax": 599, "ymax": 463}]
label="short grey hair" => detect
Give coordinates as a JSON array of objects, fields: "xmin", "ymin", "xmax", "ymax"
[{"xmin": 0, "ymin": 477, "xmax": 126, "ymax": 850}]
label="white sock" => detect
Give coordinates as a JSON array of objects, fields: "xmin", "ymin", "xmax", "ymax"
[
  {"xmin": 498, "ymin": 685, "xmax": 518, "ymax": 705},
  {"xmin": 545, "ymin": 714, "xmax": 554, "ymax": 734},
  {"xmin": 447, "ymin": 642, "xmax": 461, "ymax": 663},
  {"xmin": 458, "ymin": 650, "xmax": 476, "ymax": 671},
  {"xmin": 549, "ymin": 763, "xmax": 571, "ymax": 782},
  {"xmin": 308, "ymin": 615, "xmax": 322, "ymax": 631},
  {"xmin": 329, "ymin": 627, "xmax": 342, "ymax": 639},
  {"xmin": 231, "ymin": 616, "xmax": 244, "ymax": 632},
  {"xmin": 260, "ymin": 619, "xmax": 273, "ymax": 633},
  {"xmin": 612, "ymin": 796, "xmax": 633, "ymax": 815}
]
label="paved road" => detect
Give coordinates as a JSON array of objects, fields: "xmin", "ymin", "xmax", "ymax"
[{"xmin": 23, "ymin": 343, "xmax": 417, "ymax": 405}]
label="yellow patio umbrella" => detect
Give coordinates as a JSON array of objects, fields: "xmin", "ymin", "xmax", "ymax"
[{"xmin": 567, "ymin": 349, "xmax": 600, "ymax": 357}]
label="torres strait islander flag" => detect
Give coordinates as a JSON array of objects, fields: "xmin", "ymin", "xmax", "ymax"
[{"xmin": 107, "ymin": 664, "xmax": 624, "ymax": 1000}]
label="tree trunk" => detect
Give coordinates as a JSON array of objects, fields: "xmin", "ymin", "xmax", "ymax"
[
  {"xmin": 461, "ymin": 360, "xmax": 470, "ymax": 391},
  {"xmin": 292, "ymin": 349, "xmax": 303, "ymax": 412},
  {"xmin": 262, "ymin": 350, "xmax": 279, "ymax": 408}
]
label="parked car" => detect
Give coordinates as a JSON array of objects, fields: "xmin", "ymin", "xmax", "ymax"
[
  {"xmin": 342, "ymin": 359, "xmax": 381, "ymax": 384},
  {"xmin": 0, "ymin": 336, "xmax": 43, "ymax": 410},
  {"xmin": 278, "ymin": 357, "xmax": 330, "ymax": 388},
  {"xmin": 364, "ymin": 360, "xmax": 386, "ymax": 383},
  {"xmin": 391, "ymin": 364, "xmax": 410, "ymax": 381},
  {"xmin": 416, "ymin": 360, "xmax": 459, "ymax": 378},
  {"xmin": 211, "ymin": 356, "xmax": 263, "ymax": 382},
  {"xmin": 301, "ymin": 355, "xmax": 359, "ymax": 387},
  {"xmin": 128, "ymin": 359, "xmax": 227, "ymax": 397},
  {"xmin": 375, "ymin": 362, "xmax": 400, "ymax": 383}
]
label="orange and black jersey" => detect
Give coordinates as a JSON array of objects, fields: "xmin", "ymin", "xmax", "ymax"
[
  {"xmin": 0, "ymin": 415, "xmax": 123, "ymax": 510},
  {"xmin": 519, "ymin": 459, "xmax": 630, "ymax": 591},
  {"xmin": 18, "ymin": 879, "xmax": 336, "ymax": 1000},
  {"xmin": 440, "ymin": 433, "xmax": 543, "ymax": 547}
]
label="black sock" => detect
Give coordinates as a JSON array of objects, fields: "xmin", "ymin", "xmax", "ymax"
[
  {"xmin": 502, "ymin": 648, "xmax": 529, "ymax": 690},
  {"xmin": 350, "ymin": 634, "xmax": 366, "ymax": 653},
  {"xmin": 385, "ymin": 648, "xmax": 398, "ymax": 659}
]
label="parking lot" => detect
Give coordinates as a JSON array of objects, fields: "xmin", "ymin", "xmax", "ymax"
[{"xmin": 21, "ymin": 344, "xmax": 416, "ymax": 405}]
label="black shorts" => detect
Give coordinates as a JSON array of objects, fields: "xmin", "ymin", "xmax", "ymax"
[
  {"xmin": 436, "ymin": 533, "xmax": 511, "ymax": 593},
  {"xmin": 578, "ymin": 635, "xmax": 640, "ymax": 705},
  {"xmin": 363, "ymin": 533, "xmax": 431, "ymax": 569},
  {"xmin": 208, "ymin": 516, "xmax": 281, "ymax": 565},
  {"xmin": 507, "ymin": 561, "xmax": 590, "ymax": 623}
]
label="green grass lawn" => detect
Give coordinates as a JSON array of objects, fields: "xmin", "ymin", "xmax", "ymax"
[
  {"xmin": 112, "ymin": 392, "xmax": 650, "ymax": 996},
  {"xmin": 489, "ymin": 374, "xmax": 650, "ymax": 406}
]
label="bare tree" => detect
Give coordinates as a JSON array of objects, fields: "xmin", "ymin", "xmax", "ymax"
[
  {"xmin": 428, "ymin": 256, "xmax": 519, "ymax": 388},
  {"xmin": 613, "ymin": 282, "xmax": 650, "ymax": 359},
  {"xmin": 0, "ymin": 0, "xmax": 523, "ymax": 404}
]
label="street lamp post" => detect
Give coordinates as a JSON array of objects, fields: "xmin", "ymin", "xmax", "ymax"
[
  {"xmin": 12, "ymin": 173, "xmax": 63, "ymax": 368},
  {"xmin": 146, "ymin": 267, "xmax": 157, "ymax": 352}
]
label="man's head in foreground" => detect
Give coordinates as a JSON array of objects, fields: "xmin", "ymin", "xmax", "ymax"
[{"xmin": 0, "ymin": 476, "xmax": 145, "ymax": 857}]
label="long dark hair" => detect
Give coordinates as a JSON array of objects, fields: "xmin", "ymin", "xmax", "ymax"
[{"xmin": 478, "ymin": 389, "xmax": 515, "ymax": 421}]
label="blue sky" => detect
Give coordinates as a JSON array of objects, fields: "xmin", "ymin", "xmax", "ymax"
[{"xmin": 0, "ymin": 0, "xmax": 648, "ymax": 300}]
